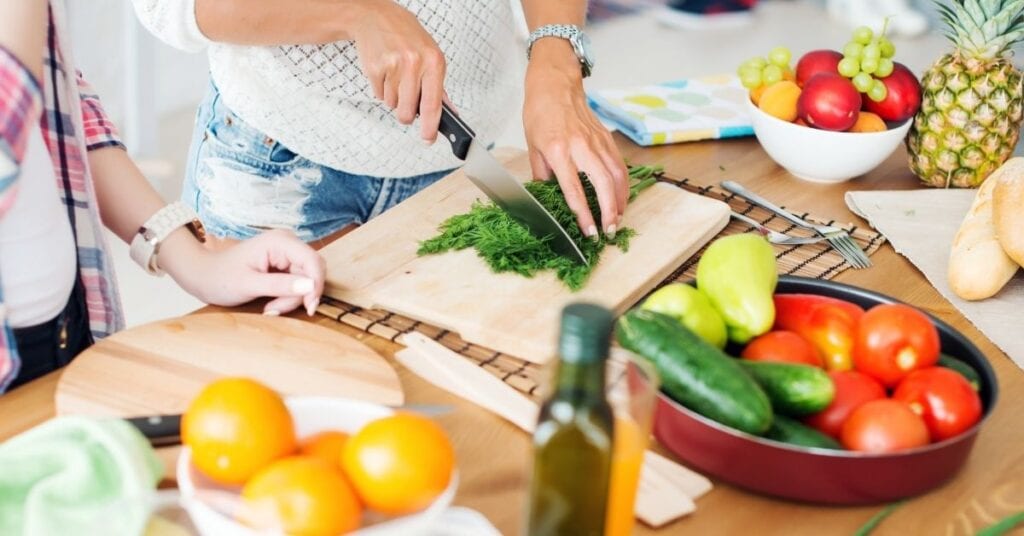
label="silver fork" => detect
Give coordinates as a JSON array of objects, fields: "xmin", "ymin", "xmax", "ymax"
[
  {"xmin": 721, "ymin": 181, "xmax": 872, "ymax": 269},
  {"xmin": 730, "ymin": 211, "xmax": 827, "ymax": 246}
]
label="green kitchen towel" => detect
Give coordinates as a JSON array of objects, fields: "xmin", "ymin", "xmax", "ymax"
[{"xmin": 0, "ymin": 416, "xmax": 165, "ymax": 536}]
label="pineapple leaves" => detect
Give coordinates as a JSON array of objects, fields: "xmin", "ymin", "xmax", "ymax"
[{"xmin": 937, "ymin": 0, "xmax": 1024, "ymax": 59}]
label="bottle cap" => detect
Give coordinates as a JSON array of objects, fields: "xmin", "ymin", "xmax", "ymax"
[{"xmin": 559, "ymin": 303, "xmax": 613, "ymax": 364}]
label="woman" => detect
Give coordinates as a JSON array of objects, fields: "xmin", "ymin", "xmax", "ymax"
[
  {"xmin": 132, "ymin": 0, "xmax": 629, "ymax": 247},
  {"xmin": 0, "ymin": 0, "xmax": 326, "ymax": 392}
]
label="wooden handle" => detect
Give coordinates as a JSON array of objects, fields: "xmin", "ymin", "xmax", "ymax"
[{"xmin": 396, "ymin": 333, "xmax": 712, "ymax": 527}]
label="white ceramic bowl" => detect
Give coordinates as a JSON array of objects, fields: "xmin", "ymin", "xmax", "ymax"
[
  {"xmin": 746, "ymin": 97, "xmax": 912, "ymax": 183},
  {"xmin": 177, "ymin": 397, "xmax": 458, "ymax": 536}
]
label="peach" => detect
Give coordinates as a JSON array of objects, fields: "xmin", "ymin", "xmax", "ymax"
[{"xmin": 758, "ymin": 81, "xmax": 801, "ymax": 122}]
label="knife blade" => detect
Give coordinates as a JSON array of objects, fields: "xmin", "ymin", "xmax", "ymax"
[{"xmin": 437, "ymin": 104, "xmax": 588, "ymax": 266}]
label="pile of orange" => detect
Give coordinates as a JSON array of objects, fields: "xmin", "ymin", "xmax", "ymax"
[{"xmin": 182, "ymin": 377, "xmax": 456, "ymax": 535}]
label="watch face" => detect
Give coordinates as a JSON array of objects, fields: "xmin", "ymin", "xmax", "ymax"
[{"xmin": 577, "ymin": 32, "xmax": 594, "ymax": 66}]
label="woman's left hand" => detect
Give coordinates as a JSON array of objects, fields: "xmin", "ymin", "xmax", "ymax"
[
  {"xmin": 163, "ymin": 229, "xmax": 326, "ymax": 316},
  {"xmin": 522, "ymin": 40, "xmax": 628, "ymax": 239}
]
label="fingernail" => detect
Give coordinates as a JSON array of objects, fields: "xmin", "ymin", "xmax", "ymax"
[
  {"xmin": 423, "ymin": 137, "xmax": 434, "ymax": 146},
  {"xmin": 307, "ymin": 298, "xmax": 320, "ymax": 317},
  {"xmin": 606, "ymin": 224, "xmax": 617, "ymax": 239},
  {"xmin": 291, "ymin": 277, "xmax": 314, "ymax": 294},
  {"xmin": 263, "ymin": 309, "xmax": 281, "ymax": 317},
  {"xmin": 586, "ymin": 225, "xmax": 598, "ymax": 238}
]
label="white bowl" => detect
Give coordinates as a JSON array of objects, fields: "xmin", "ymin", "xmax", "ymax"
[
  {"xmin": 178, "ymin": 397, "xmax": 458, "ymax": 536},
  {"xmin": 746, "ymin": 97, "xmax": 912, "ymax": 183}
]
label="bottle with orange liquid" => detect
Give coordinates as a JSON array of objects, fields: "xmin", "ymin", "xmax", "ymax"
[{"xmin": 525, "ymin": 303, "xmax": 615, "ymax": 536}]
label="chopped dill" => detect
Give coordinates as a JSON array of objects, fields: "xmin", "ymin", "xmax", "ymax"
[{"xmin": 417, "ymin": 165, "xmax": 661, "ymax": 291}]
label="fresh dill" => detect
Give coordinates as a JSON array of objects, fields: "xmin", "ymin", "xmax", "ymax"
[{"xmin": 417, "ymin": 165, "xmax": 661, "ymax": 291}]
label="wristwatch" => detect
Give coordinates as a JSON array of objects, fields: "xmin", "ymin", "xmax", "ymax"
[
  {"xmin": 129, "ymin": 202, "xmax": 207, "ymax": 276},
  {"xmin": 526, "ymin": 24, "xmax": 594, "ymax": 78}
]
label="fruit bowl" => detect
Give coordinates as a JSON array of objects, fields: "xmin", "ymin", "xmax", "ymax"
[
  {"xmin": 645, "ymin": 275, "xmax": 997, "ymax": 505},
  {"xmin": 177, "ymin": 397, "xmax": 458, "ymax": 535},
  {"xmin": 747, "ymin": 98, "xmax": 912, "ymax": 183}
]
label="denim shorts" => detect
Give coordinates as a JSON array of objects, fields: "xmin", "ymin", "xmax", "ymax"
[{"xmin": 182, "ymin": 82, "xmax": 452, "ymax": 242}]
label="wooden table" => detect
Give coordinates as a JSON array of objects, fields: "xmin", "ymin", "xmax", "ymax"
[{"xmin": 3, "ymin": 136, "xmax": 1023, "ymax": 536}]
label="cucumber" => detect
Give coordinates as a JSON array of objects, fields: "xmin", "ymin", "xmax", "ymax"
[
  {"xmin": 616, "ymin": 309, "xmax": 773, "ymax": 435},
  {"xmin": 938, "ymin": 354, "xmax": 981, "ymax": 391},
  {"xmin": 765, "ymin": 415, "xmax": 842, "ymax": 450},
  {"xmin": 739, "ymin": 360, "xmax": 834, "ymax": 416}
]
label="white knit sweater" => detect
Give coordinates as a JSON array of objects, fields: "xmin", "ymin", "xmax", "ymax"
[{"xmin": 132, "ymin": 0, "xmax": 523, "ymax": 178}]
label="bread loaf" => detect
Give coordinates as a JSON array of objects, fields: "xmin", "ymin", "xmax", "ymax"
[
  {"xmin": 948, "ymin": 158, "xmax": 1021, "ymax": 301},
  {"xmin": 993, "ymin": 157, "xmax": 1024, "ymax": 268}
]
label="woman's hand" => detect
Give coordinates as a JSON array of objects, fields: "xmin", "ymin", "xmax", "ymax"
[
  {"xmin": 523, "ymin": 40, "xmax": 628, "ymax": 238},
  {"xmin": 348, "ymin": 0, "xmax": 447, "ymax": 143},
  {"xmin": 162, "ymin": 229, "xmax": 326, "ymax": 316}
]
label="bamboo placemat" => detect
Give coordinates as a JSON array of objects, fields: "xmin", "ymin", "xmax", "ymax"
[{"xmin": 317, "ymin": 174, "xmax": 886, "ymax": 400}]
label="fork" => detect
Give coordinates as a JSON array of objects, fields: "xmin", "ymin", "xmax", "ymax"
[
  {"xmin": 729, "ymin": 211, "xmax": 827, "ymax": 246},
  {"xmin": 721, "ymin": 181, "xmax": 872, "ymax": 269}
]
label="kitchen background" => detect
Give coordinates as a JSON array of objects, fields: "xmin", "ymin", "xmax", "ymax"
[{"xmin": 64, "ymin": 0, "xmax": 989, "ymax": 326}]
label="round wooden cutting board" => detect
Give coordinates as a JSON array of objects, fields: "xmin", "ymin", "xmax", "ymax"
[{"xmin": 55, "ymin": 312, "xmax": 404, "ymax": 417}]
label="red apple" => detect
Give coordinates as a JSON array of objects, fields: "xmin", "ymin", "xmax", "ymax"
[
  {"xmin": 796, "ymin": 50, "xmax": 843, "ymax": 87},
  {"xmin": 797, "ymin": 73, "xmax": 862, "ymax": 131},
  {"xmin": 863, "ymin": 62, "xmax": 922, "ymax": 123}
]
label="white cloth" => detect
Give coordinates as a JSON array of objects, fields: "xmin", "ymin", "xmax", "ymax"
[
  {"xmin": 846, "ymin": 189, "xmax": 1024, "ymax": 372},
  {"xmin": 131, "ymin": 0, "xmax": 524, "ymax": 178},
  {"xmin": 0, "ymin": 126, "xmax": 77, "ymax": 328}
]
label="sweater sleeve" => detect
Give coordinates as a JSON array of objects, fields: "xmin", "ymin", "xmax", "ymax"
[
  {"xmin": 0, "ymin": 45, "xmax": 43, "ymax": 217},
  {"xmin": 130, "ymin": 0, "xmax": 211, "ymax": 53}
]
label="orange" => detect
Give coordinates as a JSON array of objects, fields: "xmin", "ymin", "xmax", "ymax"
[
  {"xmin": 182, "ymin": 377, "xmax": 296, "ymax": 485},
  {"xmin": 758, "ymin": 81, "xmax": 801, "ymax": 122},
  {"xmin": 299, "ymin": 431, "xmax": 349, "ymax": 470},
  {"xmin": 848, "ymin": 111, "xmax": 887, "ymax": 133},
  {"xmin": 341, "ymin": 413, "xmax": 455, "ymax": 515},
  {"xmin": 240, "ymin": 456, "xmax": 362, "ymax": 536}
]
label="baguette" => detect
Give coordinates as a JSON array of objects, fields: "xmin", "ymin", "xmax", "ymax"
[
  {"xmin": 948, "ymin": 158, "xmax": 1021, "ymax": 301},
  {"xmin": 993, "ymin": 157, "xmax": 1024, "ymax": 267}
]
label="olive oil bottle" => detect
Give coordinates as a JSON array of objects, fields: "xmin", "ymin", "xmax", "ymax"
[{"xmin": 526, "ymin": 303, "xmax": 615, "ymax": 536}]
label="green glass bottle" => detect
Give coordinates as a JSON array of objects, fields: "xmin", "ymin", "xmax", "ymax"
[{"xmin": 526, "ymin": 303, "xmax": 615, "ymax": 536}]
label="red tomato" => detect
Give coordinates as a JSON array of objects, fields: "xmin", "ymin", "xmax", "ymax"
[
  {"xmin": 804, "ymin": 371, "xmax": 886, "ymax": 439},
  {"xmin": 840, "ymin": 399, "xmax": 930, "ymax": 453},
  {"xmin": 893, "ymin": 367, "xmax": 982, "ymax": 442},
  {"xmin": 741, "ymin": 331, "xmax": 823, "ymax": 367},
  {"xmin": 853, "ymin": 304, "xmax": 940, "ymax": 387}
]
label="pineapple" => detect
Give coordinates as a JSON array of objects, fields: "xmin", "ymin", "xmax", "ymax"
[{"xmin": 907, "ymin": 0, "xmax": 1024, "ymax": 188}]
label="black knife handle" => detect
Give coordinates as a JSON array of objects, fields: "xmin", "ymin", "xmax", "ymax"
[
  {"xmin": 125, "ymin": 414, "xmax": 182, "ymax": 447},
  {"xmin": 438, "ymin": 102, "xmax": 475, "ymax": 161}
]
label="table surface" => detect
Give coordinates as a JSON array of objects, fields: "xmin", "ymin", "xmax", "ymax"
[{"xmin": 3, "ymin": 136, "xmax": 1023, "ymax": 536}]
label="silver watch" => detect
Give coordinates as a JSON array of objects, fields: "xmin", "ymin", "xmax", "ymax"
[{"xmin": 526, "ymin": 24, "xmax": 594, "ymax": 78}]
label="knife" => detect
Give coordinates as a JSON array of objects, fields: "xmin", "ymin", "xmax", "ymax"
[
  {"xmin": 124, "ymin": 405, "xmax": 454, "ymax": 447},
  {"xmin": 437, "ymin": 103, "xmax": 588, "ymax": 266}
]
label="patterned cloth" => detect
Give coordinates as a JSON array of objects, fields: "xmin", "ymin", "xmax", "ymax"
[
  {"xmin": 0, "ymin": 1, "xmax": 125, "ymax": 392},
  {"xmin": 131, "ymin": 0, "xmax": 522, "ymax": 178}
]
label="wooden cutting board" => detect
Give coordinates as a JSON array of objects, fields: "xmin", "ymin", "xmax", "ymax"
[
  {"xmin": 322, "ymin": 149, "xmax": 730, "ymax": 363},
  {"xmin": 55, "ymin": 312, "xmax": 405, "ymax": 417}
]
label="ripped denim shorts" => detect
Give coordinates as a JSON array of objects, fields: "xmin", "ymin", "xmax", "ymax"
[{"xmin": 182, "ymin": 81, "xmax": 452, "ymax": 242}]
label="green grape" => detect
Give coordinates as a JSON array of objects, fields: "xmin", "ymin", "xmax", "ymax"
[
  {"xmin": 762, "ymin": 64, "xmax": 784, "ymax": 85},
  {"xmin": 860, "ymin": 57, "xmax": 879, "ymax": 74},
  {"xmin": 862, "ymin": 43, "xmax": 881, "ymax": 60},
  {"xmin": 853, "ymin": 26, "xmax": 874, "ymax": 45},
  {"xmin": 878, "ymin": 38, "xmax": 896, "ymax": 59},
  {"xmin": 868, "ymin": 80, "xmax": 888, "ymax": 102},
  {"xmin": 843, "ymin": 42, "xmax": 864, "ymax": 59},
  {"xmin": 768, "ymin": 47, "xmax": 792, "ymax": 68},
  {"xmin": 876, "ymin": 58, "xmax": 894, "ymax": 77},
  {"xmin": 745, "ymin": 57, "xmax": 768, "ymax": 70},
  {"xmin": 740, "ymin": 68, "xmax": 763, "ymax": 89},
  {"xmin": 838, "ymin": 57, "xmax": 860, "ymax": 77},
  {"xmin": 853, "ymin": 72, "xmax": 874, "ymax": 93}
]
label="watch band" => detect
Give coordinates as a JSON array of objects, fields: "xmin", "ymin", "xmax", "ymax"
[
  {"xmin": 526, "ymin": 24, "xmax": 593, "ymax": 78},
  {"xmin": 129, "ymin": 202, "xmax": 207, "ymax": 276}
]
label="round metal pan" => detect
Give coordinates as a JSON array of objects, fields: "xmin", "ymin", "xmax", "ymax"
[{"xmin": 646, "ymin": 275, "xmax": 998, "ymax": 505}]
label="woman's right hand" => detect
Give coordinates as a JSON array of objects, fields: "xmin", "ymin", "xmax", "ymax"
[{"xmin": 348, "ymin": 0, "xmax": 447, "ymax": 143}]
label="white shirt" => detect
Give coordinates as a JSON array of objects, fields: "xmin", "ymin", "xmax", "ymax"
[
  {"xmin": 131, "ymin": 0, "xmax": 524, "ymax": 178},
  {"xmin": 0, "ymin": 126, "xmax": 78, "ymax": 328}
]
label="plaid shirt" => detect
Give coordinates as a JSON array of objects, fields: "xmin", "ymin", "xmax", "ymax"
[{"xmin": 0, "ymin": 4, "xmax": 125, "ymax": 392}]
